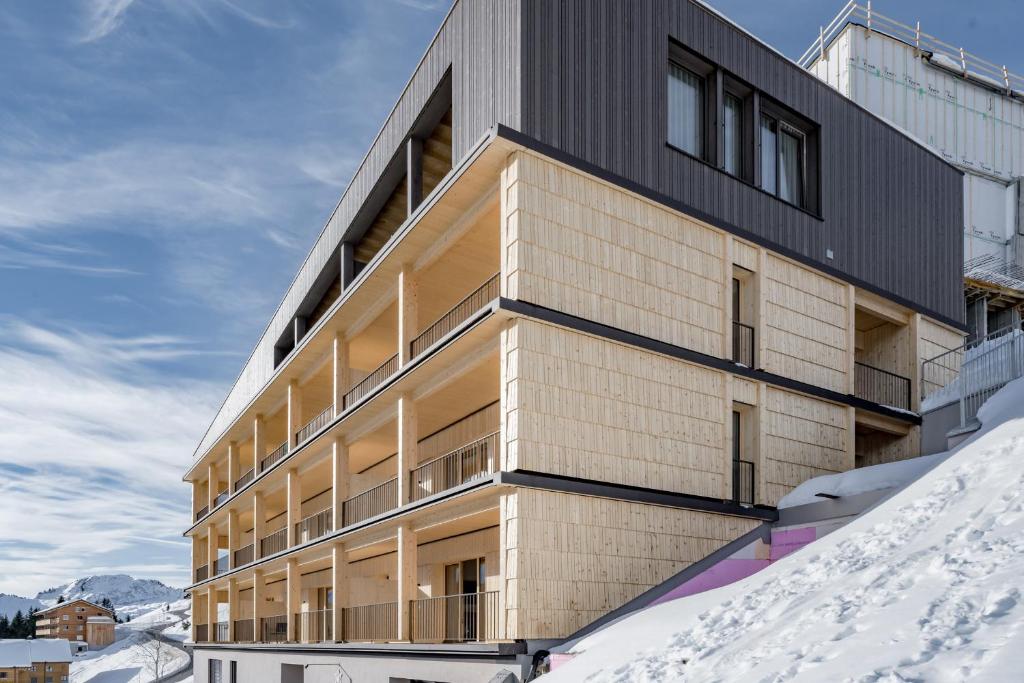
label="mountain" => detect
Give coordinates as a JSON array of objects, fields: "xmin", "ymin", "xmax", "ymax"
[
  {"xmin": 36, "ymin": 575, "xmax": 182, "ymax": 611},
  {"xmin": 0, "ymin": 593, "xmax": 43, "ymax": 618}
]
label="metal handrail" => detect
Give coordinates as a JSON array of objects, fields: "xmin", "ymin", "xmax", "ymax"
[
  {"xmin": 194, "ymin": 564, "xmax": 209, "ymax": 583},
  {"xmin": 260, "ymin": 527, "xmax": 288, "ymax": 557},
  {"xmin": 342, "ymin": 602, "xmax": 397, "ymax": 642},
  {"xmin": 195, "ymin": 505, "xmax": 209, "ymax": 522},
  {"xmin": 233, "ymin": 618, "xmax": 254, "ymax": 643},
  {"xmin": 854, "ymin": 361, "xmax": 911, "ymax": 411},
  {"xmin": 921, "ymin": 323, "xmax": 1017, "ymax": 400},
  {"xmin": 214, "ymin": 621, "xmax": 229, "ymax": 642},
  {"xmin": 214, "ymin": 555, "xmax": 228, "ymax": 576},
  {"xmin": 732, "ymin": 459, "xmax": 755, "ymax": 506},
  {"xmin": 410, "ymin": 273, "xmax": 500, "ymax": 358},
  {"xmin": 214, "ymin": 489, "xmax": 229, "ymax": 507},
  {"xmin": 260, "ymin": 441, "xmax": 288, "ymax": 472},
  {"xmin": 233, "ymin": 543, "xmax": 254, "ymax": 568},
  {"xmin": 410, "ymin": 432, "xmax": 498, "ymax": 502},
  {"xmin": 296, "ymin": 405, "xmax": 333, "ymax": 444},
  {"xmin": 411, "ymin": 591, "xmax": 499, "ymax": 643},
  {"xmin": 343, "ymin": 354, "xmax": 398, "ymax": 410},
  {"xmin": 732, "ymin": 321, "xmax": 755, "ymax": 367},
  {"xmin": 798, "ymin": 1, "xmax": 1024, "ymax": 93},
  {"xmin": 261, "ymin": 614, "xmax": 288, "ymax": 643},
  {"xmin": 295, "ymin": 609, "xmax": 333, "ymax": 643},
  {"xmin": 234, "ymin": 468, "xmax": 254, "ymax": 491},
  {"xmin": 295, "ymin": 507, "xmax": 333, "ymax": 544},
  {"xmin": 343, "ymin": 478, "xmax": 398, "ymax": 527}
]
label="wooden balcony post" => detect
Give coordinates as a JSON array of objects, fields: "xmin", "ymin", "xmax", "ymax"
[
  {"xmin": 207, "ymin": 586, "xmax": 217, "ymax": 641},
  {"xmin": 252, "ymin": 569, "xmax": 265, "ymax": 641},
  {"xmin": 332, "ymin": 333, "xmax": 350, "ymax": 417},
  {"xmin": 396, "ymin": 523, "xmax": 418, "ymax": 642},
  {"xmin": 398, "ymin": 265, "xmax": 418, "ymax": 367},
  {"xmin": 207, "ymin": 463, "xmax": 218, "ymax": 513},
  {"xmin": 331, "ymin": 437, "xmax": 348, "ymax": 532},
  {"xmin": 253, "ymin": 414, "xmax": 265, "ymax": 465},
  {"xmin": 397, "ymin": 393, "xmax": 417, "ymax": 506},
  {"xmin": 192, "ymin": 481, "xmax": 202, "ymax": 520},
  {"xmin": 253, "ymin": 492, "xmax": 265, "ymax": 560},
  {"xmin": 227, "ymin": 578, "xmax": 239, "ymax": 641},
  {"xmin": 206, "ymin": 524, "xmax": 217, "ymax": 577},
  {"xmin": 286, "ymin": 468, "xmax": 301, "ymax": 548},
  {"xmin": 287, "ymin": 379, "xmax": 303, "ymax": 449},
  {"xmin": 227, "ymin": 509, "xmax": 239, "ymax": 570},
  {"xmin": 227, "ymin": 441, "xmax": 239, "ymax": 492},
  {"xmin": 909, "ymin": 312, "xmax": 922, "ymax": 412},
  {"xmin": 286, "ymin": 558, "xmax": 300, "ymax": 643},
  {"xmin": 847, "ymin": 283, "xmax": 857, "ymax": 395},
  {"xmin": 331, "ymin": 542, "xmax": 347, "ymax": 642}
]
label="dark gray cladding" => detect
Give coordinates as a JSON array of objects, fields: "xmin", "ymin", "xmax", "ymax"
[{"xmin": 518, "ymin": 0, "xmax": 964, "ymax": 325}]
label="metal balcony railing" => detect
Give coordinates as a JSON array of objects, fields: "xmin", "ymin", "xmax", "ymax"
[
  {"xmin": 261, "ymin": 614, "xmax": 288, "ymax": 643},
  {"xmin": 261, "ymin": 441, "xmax": 289, "ymax": 473},
  {"xmin": 214, "ymin": 489, "xmax": 229, "ymax": 508},
  {"xmin": 855, "ymin": 362, "xmax": 911, "ymax": 411},
  {"xmin": 342, "ymin": 602, "xmax": 397, "ymax": 642},
  {"xmin": 195, "ymin": 564, "xmax": 209, "ymax": 583},
  {"xmin": 260, "ymin": 528, "xmax": 288, "ymax": 557},
  {"xmin": 195, "ymin": 505, "xmax": 209, "ymax": 522},
  {"xmin": 411, "ymin": 591, "xmax": 499, "ymax": 643},
  {"xmin": 234, "ymin": 468, "xmax": 254, "ymax": 491},
  {"xmin": 733, "ymin": 459, "xmax": 755, "ymax": 506},
  {"xmin": 343, "ymin": 354, "xmax": 398, "ymax": 410},
  {"xmin": 295, "ymin": 507, "xmax": 333, "ymax": 545},
  {"xmin": 410, "ymin": 432, "xmax": 498, "ymax": 502},
  {"xmin": 233, "ymin": 543, "xmax": 254, "ymax": 568},
  {"xmin": 732, "ymin": 321, "xmax": 755, "ymax": 367},
  {"xmin": 343, "ymin": 478, "xmax": 398, "ymax": 527},
  {"xmin": 233, "ymin": 618, "xmax": 254, "ymax": 643},
  {"xmin": 295, "ymin": 609, "xmax": 333, "ymax": 643},
  {"xmin": 410, "ymin": 273, "xmax": 500, "ymax": 358},
  {"xmin": 296, "ymin": 406, "xmax": 334, "ymax": 445},
  {"xmin": 214, "ymin": 555, "xmax": 228, "ymax": 576},
  {"xmin": 195, "ymin": 623, "xmax": 209, "ymax": 643},
  {"xmin": 214, "ymin": 621, "xmax": 229, "ymax": 643}
]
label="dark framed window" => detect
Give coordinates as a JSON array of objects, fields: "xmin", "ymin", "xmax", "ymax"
[
  {"xmin": 668, "ymin": 62, "xmax": 705, "ymax": 157},
  {"xmin": 722, "ymin": 92, "xmax": 743, "ymax": 176},
  {"xmin": 758, "ymin": 100, "xmax": 817, "ymax": 212},
  {"xmin": 209, "ymin": 659, "xmax": 223, "ymax": 683}
]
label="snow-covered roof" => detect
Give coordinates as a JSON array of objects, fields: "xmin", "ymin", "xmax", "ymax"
[
  {"xmin": 87, "ymin": 616, "xmax": 115, "ymax": 624},
  {"xmin": 0, "ymin": 639, "xmax": 72, "ymax": 667},
  {"xmin": 34, "ymin": 598, "xmax": 112, "ymax": 617}
]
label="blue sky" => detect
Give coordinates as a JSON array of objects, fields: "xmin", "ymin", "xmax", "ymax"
[{"xmin": 0, "ymin": 0, "xmax": 1020, "ymax": 597}]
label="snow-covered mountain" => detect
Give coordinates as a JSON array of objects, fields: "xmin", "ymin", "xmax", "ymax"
[
  {"xmin": 0, "ymin": 593, "xmax": 43, "ymax": 618},
  {"xmin": 36, "ymin": 575, "xmax": 182, "ymax": 610}
]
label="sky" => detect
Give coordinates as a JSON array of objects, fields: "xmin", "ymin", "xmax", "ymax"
[{"xmin": 0, "ymin": 0, "xmax": 1021, "ymax": 597}]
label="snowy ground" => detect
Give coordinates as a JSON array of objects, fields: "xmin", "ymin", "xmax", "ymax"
[
  {"xmin": 547, "ymin": 378, "xmax": 1024, "ymax": 682},
  {"xmin": 70, "ymin": 599, "xmax": 191, "ymax": 683}
]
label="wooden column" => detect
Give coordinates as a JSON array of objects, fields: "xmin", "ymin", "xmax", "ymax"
[
  {"xmin": 207, "ymin": 586, "xmax": 217, "ymax": 640},
  {"xmin": 331, "ymin": 438, "xmax": 349, "ymax": 532},
  {"xmin": 287, "ymin": 379, "xmax": 303, "ymax": 449},
  {"xmin": 722, "ymin": 234, "xmax": 733, "ymax": 361},
  {"xmin": 396, "ymin": 523, "xmax": 418, "ymax": 642},
  {"xmin": 398, "ymin": 265, "xmax": 418, "ymax": 367},
  {"xmin": 756, "ymin": 247, "xmax": 768, "ymax": 371},
  {"xmin": 227, "ymin": 578, "xmax": 239, "ymax": 641},
  {"xmin": 253, "ymin": 414, "xmax": 266, "ymax": 469},
  {"xmin": 331, "ymin": 542, "xmax": 347, "ymax": 642},
  {"xmin": 396, "ymin": 394, "xmax": 417, "ymax": 506},
  {"xmin": 722, "ymin": 374, "xmax": 733, "ymax": 500},
  {"xmin": 286, "ymin": 468, "xmax": 301, "ymax": 548},
  {"xmin": 192, "ymin": 481, "xmax": 202, "ymax": 520},
  {"xmin": 227, "ymin": 509, "xmax": 239, "ymax": 569},
  {"xmin": 252, "ymin": 492, "xmax": 265, "ymax": 560},
  {"xmin": 332, "ymin": 334, "xmax": 350, "ymax": 417},
  {"xmin": 207, "ymin": 463, "xmax": 219, "ymax": 512},
  {"xmin": 846, "ymin": 405, "xmax": 858, "ymax": 470},
  {"xmin": 252, "ymin": 569, "xmax": 265, "ymax": 641},
  {"xmin": 847, "ymin": 283, "xmax": 858, "ymax": 395},
  {"xmin": 206, "ymin": 524, "xmax": 218, "ymax": 576},
  {"xmin": 227, "ymin": 442, "xmax": 239, "ymax": 493},
  {"xmin": 286, "ymin": 558, "xmax": 300, "ymax": 643},
  {"xmin": 909, "ymin": 312, "xmax": 922, "ymax": 413}
]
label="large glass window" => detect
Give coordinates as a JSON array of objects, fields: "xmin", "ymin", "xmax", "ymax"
[
  {"xmin": 668, "ymin": 62, "xmax": 704, "ymax": 157},
  {"xmin": 778, "ymin": 127, "xmax": 803, "ymax": 206},
  {"xmin": 723, "ymin": 93, "xmax": 742, "ymax": 176},
  {"xmin": 759, "ymin": 114, "xmax": 777, "ymax": 195}
]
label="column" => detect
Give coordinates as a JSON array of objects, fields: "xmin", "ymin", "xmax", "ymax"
[
  {"xmin": 191, "ymin": 534, "xmax": 201, "ymax": 585},
  {"xmin": 332, "ymin": 333, "xmax": 350, "ymax": 416},
  {"xmin": 252, "ymin": 492, "xmax": 265, "ymax": 560},
  {"xmin": 331, "ymin": 438, "xmax": 349, "ymax": 532},
  {"xmin": 286, "ymin": 468, "xmax": 301, "ymax": 548},
  {"xmin": 287, "ymin": 379, "xmax": 303, "ymax": 449},
  {"xmin": 227, "ymin": 442, "xmax": 239, "ymax": 493},
  {"xmin": 397, "ymin": 265, "xmax": 418, "ymax": 367},
  {"xmin": 207, "ymin": 463, "xmax": 219, "ymax": 512},
  {"xmin": 207, "ymin": 586, "xmax": 217, "ymax": 641},
  {"xmin": 192, "ymin": 481, "xmax": 202, "ymax": 520},
  {"xmin": 396, "ymin": 393, "xmax": 417, "ymax": 506},
  {"xmin": 396, "ymin": 523, "xmax": 418, "ymax": 642},
  {"xmin": 406, "ymin": 137, "xmax": 423, "ymax": 214},
  {"xmin": 909, "ymin": 313, "xmax": 922, "ymax": 413},
  {"xmin": 252, "ymin": 569, "xmax": 265, "ymax": 642},
  {"xmin": 253, "ymin": 414, "xmax": 265, "ymax": 470},
  {"xmin": 227, "ymin": 578, "xmax": 239, "ymax": 642},
  {"xmin": 331, "ymin": 542, "xmax": 347, "ymax": 642},
  {"xmin": 206, "ymin": 524, "xmax": 217, "ymax": 577},
  {"xmin": 227, "ymin": 509, "xmax": 239, "ymax": 570},
  {"xmin": 847, "ymin": 283, "xmax": 857, "ymax": 395},
  {"xmin": 286, "ymin": 558, "xmax": 300, "ymax": 643}
]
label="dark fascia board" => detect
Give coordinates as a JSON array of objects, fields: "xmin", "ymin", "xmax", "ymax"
[
  {"xmin": 191, "ymin": 640, "xmax": 526, "ymax": 657},
  {"xmin": 499, "ymin": 298, "xmax": 923, "ymax": 426},
  {"xmin": 496, "ymin": 471, "xmax": 779, "ymax": 522},
  {"xmin": 491, "ymin": 124, "xmax": 967, "ymax": 333}
]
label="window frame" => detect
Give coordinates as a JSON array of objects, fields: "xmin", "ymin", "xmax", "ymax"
[{"xmin": 758, "ymin": 98, "xmax": 817, "ymax": 213}]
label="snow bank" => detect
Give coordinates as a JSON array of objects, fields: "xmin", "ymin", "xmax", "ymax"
[{"xmin": 546, "ymin": 378, "xmax": 1024, "ymax": 682}]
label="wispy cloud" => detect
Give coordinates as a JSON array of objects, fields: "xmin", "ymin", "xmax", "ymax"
[{"xmin": 79, "ymin": 0, "xmax": 136, "ymax": 43}]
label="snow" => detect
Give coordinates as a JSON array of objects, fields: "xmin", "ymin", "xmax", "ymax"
[
  {"xmin": 0, "ymin": 593, "xmax": 43, "ymax": 618},
  {"xmin": 546, "ymin": 377, "xmax": 1024, "ymax": 682},
  {"xmin": 37, "ymin": 576, "xmax": 182, "ymax": 616},
  {"xmin": 0, "ymin": 639, "xmax": 72, "ymax": 667}
]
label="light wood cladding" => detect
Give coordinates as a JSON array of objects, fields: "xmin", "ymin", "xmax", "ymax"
[
  {"xmin": 502, "ymin": 489, "xmax": 759, "ymax": 639},
  {"xmin": 421, "ymin": 109, "xmax": 453, "ymax": 199},
  {"xmin": 918, "ymin": 317, "xmax": 964, "ymax": 367},
  {"xmin": 503, "ymin": 151, "xmax": 725, "ymax": 357},
  {"xmin": 355, "ymin": 176, "xmax": 409, "ymax": 264}
]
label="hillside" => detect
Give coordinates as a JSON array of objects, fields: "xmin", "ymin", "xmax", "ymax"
[
  {"xmin": 0, "ymin": 593, "xmax": 42, "ymax": 618},
  {"xmin": 546, "ymin": 379, "xmax": 1024, "ymax": 682},
  {"xmin": 2, "ymin": 575, "xmax": 182, "ymax": 619}
]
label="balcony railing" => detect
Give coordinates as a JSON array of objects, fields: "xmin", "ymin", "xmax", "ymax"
[
  {"xmin": 295, "ymin": 507, "xmax": 333, "ymax": 545},
  {"xmin": 296, "ymin": 405, "xmax": 334, "ymax": 445},
  {"xmin": 214, "ymin": 621, "xmax": 229, "ymax": 643},
  {"xmin": 343, "ymin": 478, "xmax": 398, "ymax": 527},
  {"xmin": 410, "ymin": 432, "xmax": 498, "ymax": 502},
  {"xmin": 732, "ymin": 321, "xmax": 755, "ymax": 367},
  {"xmin": 261, "ymin": 441, "xmax": 289, "ymax": 473},
  {"xmin": 342, "ymin": 602, "xmax": 397, "ymax": 642},
  {"xmin": 214, "ymin": 489, "xmax": 229, "ymax": 508},
  {"xmin": 195, "ymin": 564, "xmax": 209, "ymax": 583},
  {"xmin": 195, "ymin": 623, "xmax": 209, "ymax": 643},
  {"xmin": 233, "ymin": 543, "xmax": 254, "ymax": 568},
  {"xmin": 233, "ymin": 618, "xmax": 254, "ymax": 643},
  {"xmin": 343, "ymin": 354, "xmax": 399, "ymax": 410},
  {"xmin": 195, "ymin": 505, "xmax": 209, "ymax": 522},
  {"xmin": 234, "ymin": 468, "xmax": 254, "ymax": 492},
  {"xmin": 732, "ymin": 459, "xmax": 755, "ymax": 506},
  {"xmin": 214, "ymin": 555, "xmax": 228, "ymax": 576},
  {"xmin": 411, "ymin": 591, "xmax": 499, "ymax": 643},
  {"xmin": 410, "ymin": 273, "xmax": 500, "ymax": 358},
  {"xmin": 261, "ymin": 614, "xmax": 288, "ymax": 643},
  {"xmin": 855, "ymin": 362, "xmax": 911, "ymax": 411},
  {"xmin": 295, "ymin": 609, "xmax": 333, "ymax": 643},
  {"xmin": 260, "ymin": 528, "xmax": 288, "ymax": 557}
]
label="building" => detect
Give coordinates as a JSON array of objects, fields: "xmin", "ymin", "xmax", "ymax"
[
  {"xmin": 0, "ymin": 639, "xmax": 72, "ymax": 683},
  {"xmin": 184, "ymin": 1, "xmax": 964, "ymax": 681},
  {"xmin": 801, "ymin": 2, "xmax": 1024, "ymax": 342},
  {"xmin": 34, "ymin": 600, "xmax": 114, "ymax": 649}
]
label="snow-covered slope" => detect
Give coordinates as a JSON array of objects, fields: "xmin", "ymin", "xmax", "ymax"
[
  {"xmin": 0, "ymin": 593, "xmax": 43, "ymax": 618},
  {"xmin": 547, "ymin": 378, "xmax": 1024, "ymax": 682},
  {"xmin": 37, "ymin": 575, "xmax": 181, "ymax": 612}
]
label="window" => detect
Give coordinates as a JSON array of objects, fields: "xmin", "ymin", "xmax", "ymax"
[
  {"xmin": 668, "ymin": 62, "xmax": 704, "ymax": 157},
  {"xmin": 760, "ymin": 109, "xmax": 811, "ymax": 209},
  {"xmin": 722, "ymin": 92, "xmax": 743, "ymax": 176},
  {"xmin": 209, "ymin": 659, "xmax": 223, "ymax": 683},
  {"xmin": 62, "ymin": 615, "xmax": 69, "ymax": 621},
  {"xmin": 759, "ymin": 114, "xmax": 777, "ymax": 195},
  {"xmin": 230, "ymin": 661, "xmax": 237, "ymax": 683},
  {"xmin": 778, "ymin": 126, "xmax": 803, "ymax": 206},
  {"xmin": 75, "ymin": 607, "xmax": 85, "ymax": 612}
]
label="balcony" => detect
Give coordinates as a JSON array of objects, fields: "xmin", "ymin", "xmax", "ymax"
[
  {"xmin": 294, "ymin": 609, "xmax": 333, "ymax": 643},
  {"xmin": 195, "ymin": 564, "xmax": 209, "ymax": 583},
  {"xmin": 261, "ymin": 441, "xmax": 289, "ymax": 473},
  {"xmin": 234, "ymin": 543, "xmax": 254, "ymax": 567},
  {"xmin": 233, "ymin": 618, "xmax": 254, "ymax": 643},
  {"xmin": 343, "ymin": 354, "xmax": 399, "ymax": 410},
  {"xmin": 195, "ymin": 505, "xmax": 209, "ymax": 522},
  {"xmin": 855, "ymin": 362, "xmax": 911, "ymax": 411},
  {"xmin": 214, "ymin": 489, "xmax": 229, "ymax": 508},
  {"xmin": 732, "ymin": 321, "xmax": 755, "ymax": 367},
  {"xmin": 214, "ymin": 555, "xmax": 229, "ymax": 576},
  {"xmin": 214, "ymin": 621, "xmax": 229, "ymax": 642},
  {"xmin": 260, "ymin": 528, "xmax": 288, "ymax": 557},
  {"xmin": 261, "ymin": 614, "xmax": 288, "ymax": 643},
  {"xmin": 411, "ymin": 591, "xmax": 499, "ymax": 643},
  {"xmin": 195, "ymin": 623, "xmax": 209, "ymax": 643},
  {"xmin": 732, "ymin": 459, "xmax": 754, "ymax": 506},
  {"xmin": 296, "ymin": 405, "xmax": 333, "ymax": 445},
  {"xmin": 341, "ymin": 602, "xmax": 397, "ymax": 642},
  {"xmin": 410, "ymin": 432, "xmax": 497, "ymax": 502},
  {"xmin": 410, "ymin": 273, "xmax": 499, "ymax": 359},
  {"xmin": 295, "ymin": 507, "xmax": 333, "ymax": 545},
  {"xmin": 234, "ymin": 468, "xmax": 254, "ymax": 491},
  {"xmin": 343, "ymin": 478, "xmax": 398, "ymax": 526}
]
